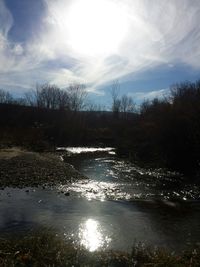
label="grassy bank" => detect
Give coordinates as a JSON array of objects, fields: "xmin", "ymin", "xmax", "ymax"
[{"xmin": 0, "ymin": 230, "xmax": 199, "ymax": 267}]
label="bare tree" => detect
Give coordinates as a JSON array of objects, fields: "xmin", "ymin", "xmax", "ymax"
[
  {"xmin": 24, "ymin": 83, "xmax": 87, "ymax": 111},
  {"xmin": 25, "ymin": 84, "xmax": 70, "ymax": 110},
  {"xmin": 57, "ymin": 89, "xmax": 70, "ymax": 110},
  {"xmin": 13, "ymin": 97, "xmax": 27, "ymax": 106},
  {"xmin": 24, "ymin": 90, "xmax": 37, "ymax": 106},
  {"xmin": 140, "ymin": 99, "xmax": 151, "ymax": 114},
  {"xmin": 24, "ymin": 84, "xmax": 46, "ymax": 107},
  {"xmin": 120, "ymin": 94, "xmax": 135, "ymax": 114},
  {"xmin": 110, "ymin": 80, "xmax": 121, "ymax": 116},
  {"xmin": 0, "ymin": 89, "xmax": 13, "ymax": 104},
  {"xmin": 88, "ymin": 103, "xmax": 105, "ymax": 112},
  {"xmin": 38, "ymin": 84, "xmax": 60, "ymax": 109},
  {"xmin": 67, "ymin": 83, "xmax": 87, "ymax": 111}
]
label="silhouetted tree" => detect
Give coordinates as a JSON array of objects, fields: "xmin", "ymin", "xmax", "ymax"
[
  {"xmin": 110, "ymin": 80, "xmax": 121, "ymax": 117},
  {"xmin": 57, "ymin": 89, "xmax": 70, "ymax": 110},
  {"xmin": 0, "ymin": 89, "xmax": 13, "ymax": 104},
  {"xmin": 120, "ymin": 94, "xmax": 135, "ymax": 115},
  {"xmin": 67, "ymin": 83, "xmax": 87, "ymax": 111},
  {"xmin": 24, "ymin": 84, "xmax": 70, "ymax": 110}
]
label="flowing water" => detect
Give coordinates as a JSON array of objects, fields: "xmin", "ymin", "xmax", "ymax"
[{"xmin": 0, "ymin": 147, "xmax": 200, "ymax": 252}]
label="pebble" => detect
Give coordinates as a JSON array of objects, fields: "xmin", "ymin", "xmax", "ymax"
[{"xmin": 0, "ymin": 151, "xmax": 86, "ymax": 188}]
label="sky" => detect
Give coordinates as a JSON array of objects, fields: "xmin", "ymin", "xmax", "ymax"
[{"xmin": 1, "ymin": 0, "xmax": 200, "ymax": 106}]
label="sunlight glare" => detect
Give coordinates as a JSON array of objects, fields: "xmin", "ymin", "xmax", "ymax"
[
  {"xmin": 66, "ymin": 0, "xmax": 128, "ymax": 56},
  {"xmin": 79, "ymin": 219, "xmax": 107, "ymax": 251}
]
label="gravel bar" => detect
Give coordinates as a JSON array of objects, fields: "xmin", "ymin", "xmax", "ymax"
[{"xmin": 0, "ymin": 148, "xmax": 86, "ymax": 188}]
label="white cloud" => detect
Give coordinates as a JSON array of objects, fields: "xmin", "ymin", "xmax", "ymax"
[
  {"xmin": 129, "ymin": 88, "xmax": 170, "ymax": 102},
  {"xmin": 85, "ymin": 86, "xmax": 105, "ymax": 96},
  {"xmin": 0, "ymin": 0, "xmax": 200, "ymax": 94},
  {"xmin": 36, "ymin": 0, "xmax": 200, "ymax": 86},
  {"xmin": 0, "ymin": 0, "xmax": 13, "ymax": 37}
]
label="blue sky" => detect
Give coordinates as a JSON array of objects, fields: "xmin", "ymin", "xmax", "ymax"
[{"xmin": 1, "ymin": 0, "xmax": 200, "ymax": 105}]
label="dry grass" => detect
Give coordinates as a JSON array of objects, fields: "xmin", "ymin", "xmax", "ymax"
[{"xmin": 0, "ymin": 230, "xmax": 200, "ymax": 267}]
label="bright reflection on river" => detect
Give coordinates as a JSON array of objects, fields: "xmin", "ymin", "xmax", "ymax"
[
  {"xmin": 56, "ymin": 147, "xmax": 114, "ymax": 154},
  {"xmin": 61, "ymin": 180, "xmax": 131, "ymax": 201},
  {"xmin": 79, "ymin": 219, "xmax": 110, "ymax": 252}
]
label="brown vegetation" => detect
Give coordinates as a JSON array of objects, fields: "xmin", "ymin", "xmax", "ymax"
[
  {"xmin": 0, "ymin": 229, "xmax": 200, "ymax": 267},
  {"xmin": 1, "ymin": 79, "xmax": 200, "ymax": 175}
]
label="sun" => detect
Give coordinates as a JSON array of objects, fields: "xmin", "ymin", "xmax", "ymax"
[{"xmin": 65, "ymin": 0, "xmax": 128, "ymax": 57}]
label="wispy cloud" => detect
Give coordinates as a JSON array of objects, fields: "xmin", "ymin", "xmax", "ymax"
[
  {"xmin": 129, "ymin": 88, "xmax": 170, "ymax": 102},
  {"xmin": 0, "ymin": 0, "xmax": 13, "ymax": 36},
  {"xmin": 0, "ymin": 0, "xmax": 200, "ymax": 94}
]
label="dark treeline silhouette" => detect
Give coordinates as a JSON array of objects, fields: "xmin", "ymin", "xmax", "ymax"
[
  {"xmin": 24, "ymin": 83, "xmax": 87, "ymax": 111},
  {"xmin": 0, "ymin": 83, "xmax": 87, "ymax": 111},
  {"xmin": 0, "ymin": 103, "xmax": 116, "ymax": 151},
  {"xmin": 1, "ymin": 80, "xmax": 200, "ymax": 175},
  {"xmin": 0, "ymin": 82, "xmax": 116, "ymax": 150},
  {"xmin": 115, "ymin": 80, "xmax": 200, "ymax": 174},
  {"xmin": 110, "ymin": 80, "xmax": 135, "ymax": 118}
]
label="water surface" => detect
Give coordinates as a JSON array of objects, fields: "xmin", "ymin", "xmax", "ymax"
[{"xmin": 0, "ymin": 148, "xmax": 200, "ymax": 252}]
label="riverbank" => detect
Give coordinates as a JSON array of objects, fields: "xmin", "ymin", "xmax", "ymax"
[
  {"xmin": 0, "ymin": 147, "xmax": 86, "ymax": 188},
  {"xmin": 0, "ymin": 229, "xmax": 199, "ymax": 267}
]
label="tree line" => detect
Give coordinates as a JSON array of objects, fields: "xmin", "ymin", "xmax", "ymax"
[
  {"xmin": 0, "ymin": 83, "xmax": 87, "ymax": 112},
  {"xmin": 114, "ymin": 80, "xmax": 200, "ymax": 175},
  {"xmin": 1, "ymin": 79, "xmax": 200, "ymax": 175},
  {"xmin": 0, "ymin": 81, "xmax": 136, "ymax": 114}
]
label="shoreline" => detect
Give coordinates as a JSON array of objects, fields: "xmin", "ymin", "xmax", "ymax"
[{"xmin": 0, "ymin": 147, "xmax": 86, "ymax": 188}]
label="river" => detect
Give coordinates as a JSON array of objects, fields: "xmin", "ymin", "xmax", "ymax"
[{"xmin": 0, "ymin": 147, "xmax": 200, "ymax": 252}]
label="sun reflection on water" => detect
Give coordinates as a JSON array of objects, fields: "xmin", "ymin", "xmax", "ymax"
[
  {"xmin": 59, "ymin": 180, "xmax": 131, "ymax": 201},
  {"xmin": 79, "ymin": 219, "xmax": 110, "ymax": 252}
]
